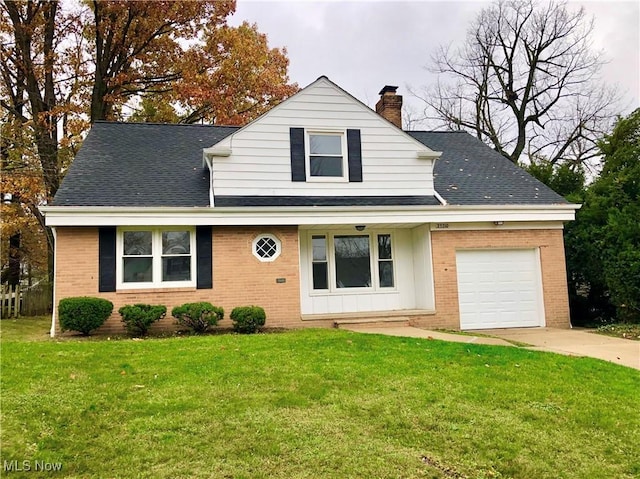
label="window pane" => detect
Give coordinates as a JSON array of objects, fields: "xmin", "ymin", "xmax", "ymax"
[
  {"xmin": 334, "ymin": 235, "xmax": 371, "ymax": 288},
  {"xmin": 379, "ymin": 261, "xmax": 394, "ymax": 288},
  {"xmin": 123, "ymin": 257, "xmax": 152, "ymax": 283},
  {"xmin": 162, "ymin": 231, "xmax": 190, "ymax": 255},
  {"xmin": 255, "ymin": 237, "xmax": 278, "ymax": 259},
  {"xmin": 124, "ymin": 231, "xmax": 152, "ymax": 255},
  {"xmin": 378, "ymin": 234, "xmax": 392, "ymax": 259},
  {"xmin": 312, "ymin": 236, "xmax": 326, "ymax": 261},
  {"xmin": 309, "ymin": 135, "xmax": 341, "ymax": 155},
  {"xmin": 310, "ymin": 156, "xmax": 343, "ymax": 177},
  {"xmin": 312, "ymin": 262, "xmax": 328, "ymax": 290},
  {"xmin": 162, "ymin": 256, "xmax": 191, "ymax": 282}
]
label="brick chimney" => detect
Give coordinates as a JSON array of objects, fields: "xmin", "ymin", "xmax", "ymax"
[{"xmin": 375, "ymin": 85, "xmax": 403, "ymax": 129}]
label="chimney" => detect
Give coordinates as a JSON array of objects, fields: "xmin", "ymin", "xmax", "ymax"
[{"xmin": 375, "ymin": 85, "xmax": 403, "ymax": 129}]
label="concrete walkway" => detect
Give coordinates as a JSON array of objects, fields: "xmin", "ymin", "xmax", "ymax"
[
  {"xmin": 342, "ymin": 325, "xmax": 515, "ymax": 346},
  {"xmin": 343, "ymin": 325, "xmax": 640, "ymax": 370},
  {"xmin": 476, "ymin": 327, "xmax": 640, "ymax": 370}
]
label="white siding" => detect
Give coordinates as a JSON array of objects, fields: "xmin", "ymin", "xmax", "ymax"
[
  {"xmin": 411, "ymin": 225, "xmax": 435, "ymax": 310},
  {"xmin": 210, "ymin": 78, "xmax": 437, "ymax": 198}
]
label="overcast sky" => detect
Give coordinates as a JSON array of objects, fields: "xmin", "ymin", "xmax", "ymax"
[{"xmin": 229, "ymin": 0, "xmax": 640, "ymax": 127}]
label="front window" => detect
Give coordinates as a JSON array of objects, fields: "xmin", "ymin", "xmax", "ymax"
[
  {"xmin": 377, "ymin": 234, "xmax": 394, "ymax": 288},
  {"xmin": 312, "ymin": 235, "xmax": 329, "ymax": 290},
  {"xmin": 310, "ymin": 232, "xmax": 395, "ymax": 292},
  {"xmin": 123, "ymin": 231, "xmax": 153, "ymax": 283},
  {"xmin": 308, "ymin": 133, "xmax": 345, "ymax": 178},
  {"xmin": 334, "ymin": 235, "xmax": 371, "ymax": 288},
  {"xmin": 162, "ymin": 231, "xmax": 191, "ymax": 281},
  {"xmin": 118, "ymin": 228, "xmax": 195, "ymax": 289}
]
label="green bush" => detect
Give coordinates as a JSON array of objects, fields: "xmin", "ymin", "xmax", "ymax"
[
  {"xmin": 172, "ymin": 302, "xmax": 224, "ymax": 333},
  {"xmin": 58, "ymin": 297, "xmax": 113, "ymax": 335},
  {"xmin": 118, "ymin": 304, "xmax": 167, "ymax": 337},
  {"xmin": 230, "ymin": 306, "xmax": 266, "ymax": 334}
]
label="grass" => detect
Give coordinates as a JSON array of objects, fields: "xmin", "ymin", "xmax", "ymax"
[{"xmin": 1, "ymin": 318, "xmax": 639, "ymax": 478}]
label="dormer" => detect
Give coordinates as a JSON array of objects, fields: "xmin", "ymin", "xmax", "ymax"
[{"xmin": 203, "ymin": 76, "xmax": 442, "ymax": 206}]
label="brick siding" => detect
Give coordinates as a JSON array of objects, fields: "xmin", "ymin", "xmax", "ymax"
[
  {"xmin": 411, "ymin": 228, "xmax": 570, "ymax": 329},
  {"xmin": 53, "ymin": 226, "xmax": 571, "ymax": 335},
  {"xmin": 54, "ymin": 226, "xmax": 303, "ymax": 334}
]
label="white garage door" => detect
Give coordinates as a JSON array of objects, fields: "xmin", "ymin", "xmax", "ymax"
[{"xmin": 456, "ymin": 249, "xmax": 544, "ymax": 330}]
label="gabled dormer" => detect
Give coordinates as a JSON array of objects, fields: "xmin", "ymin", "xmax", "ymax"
[{"xmin": 203, "ymin": 76, "xmax": 442, "ymax": 207}]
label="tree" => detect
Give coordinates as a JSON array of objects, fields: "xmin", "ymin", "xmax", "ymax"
[
  {"xmin": 174, "ymin": 21, "xmax": 298, "ymax": 125},
  {"xmin": 88, "ymin": 0, "xmax": 234, "ymax": 122},
  {"xmin": 563, "ymin": 109, "xmax": 640, "ymax": 324},
  {"xmin": 1, "ymin": 0, "xmax": 297, "ymax": 285},
  {"xmin": 417, "ymin": 0, "xmax": 618, "ymax": 167}
]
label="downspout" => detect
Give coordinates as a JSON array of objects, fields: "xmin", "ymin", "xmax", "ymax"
[
  {"xmin": 50, "ymin": 226, "xmax": 57, "ymax": 337},
  {"xmin": 431, "ymin": 155, "xmax": 448, "ymax": 206}
]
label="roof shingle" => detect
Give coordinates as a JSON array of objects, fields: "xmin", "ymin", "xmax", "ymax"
[{"xmin": 52, "ymin": 122, "xmax": 566, "ymax": 208}]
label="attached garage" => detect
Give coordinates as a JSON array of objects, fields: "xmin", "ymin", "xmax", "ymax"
[{"xmin": 456, "ymin": 249, "xmax": 545, "ymax": 330}]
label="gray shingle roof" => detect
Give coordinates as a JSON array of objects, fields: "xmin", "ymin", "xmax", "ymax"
[
  {"xmin": 52, "ymin": 121, "xmax": 566, "ymax": 208},
  {"xmin": 52, "ymin": 122, "xmax": 238, "ymax": 207},
  {"xmin": 408, "ymin": 131, "xmax": 567, "ymax": 205}
]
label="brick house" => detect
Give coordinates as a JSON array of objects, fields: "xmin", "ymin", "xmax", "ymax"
[{"xmin": 42, "ymin": 76, "xmax": 578, "ymax": 335}]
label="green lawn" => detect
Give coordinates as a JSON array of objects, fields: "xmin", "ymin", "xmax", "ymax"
[{"xmin": 1, "ymin": 318, "xmax": 639, "ymax": 478}]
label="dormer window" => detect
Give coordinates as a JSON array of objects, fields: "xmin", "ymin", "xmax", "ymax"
[
  {"xmin": 308, "ymin": 132, "xmax": 345, "ymax": 179},
  {"xmin": 290, "ymin": 128, "xmax": 362, "ymax": 183}
]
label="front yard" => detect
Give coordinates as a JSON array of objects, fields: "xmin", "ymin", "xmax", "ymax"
[{"xmin": 1, "ymin": 317, "xmax": 639, "ymax": 478}]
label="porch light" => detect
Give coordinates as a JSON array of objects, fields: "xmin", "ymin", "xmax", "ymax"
[{"xmin": 355, "ymin": 225, "xmax": 366, "ymax": 231}]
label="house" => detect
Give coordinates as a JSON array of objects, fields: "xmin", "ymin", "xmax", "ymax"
[{"xmin": 42, "ymin": 76, "xmax": 578, "ymax": 336}]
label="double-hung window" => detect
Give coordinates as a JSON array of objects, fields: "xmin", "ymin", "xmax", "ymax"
[
  {"xmin": 307, "ymin": 132, "xmax": 346, "ymax": 180},
  {"xmin": 118, "ymin": 228, "xmax": 196, "ymax": 289},
  {"xmin": 311, "ymin": 232, "xmax": 395, "ymax": 292}
]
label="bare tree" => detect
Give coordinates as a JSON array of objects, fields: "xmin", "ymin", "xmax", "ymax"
[{"xmin": 414, "ymin": 0, "xmax": 619, "ymax": 167}]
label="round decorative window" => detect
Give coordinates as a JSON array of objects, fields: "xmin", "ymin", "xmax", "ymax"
[{"xmin": 252, "ymin": 234, "xmax": 281, "ymax": 262}]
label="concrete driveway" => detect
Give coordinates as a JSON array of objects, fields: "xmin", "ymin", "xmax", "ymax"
[{"xmin": 475, "ymin": 327, "xmax": 640, "ymax": 370}]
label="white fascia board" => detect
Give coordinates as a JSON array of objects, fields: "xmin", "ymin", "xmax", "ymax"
[{"xmin": 41, "ymin": 204, "xmax": 580, "ymax": 227}]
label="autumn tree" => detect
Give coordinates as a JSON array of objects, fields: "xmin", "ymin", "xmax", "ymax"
[
  {"xmin": 1, "ymin": 0, "xmax": 297, "ymax": 285},
  {"xmin": 175, "ymin": 21, "xmax": 298, "ymax": 125},
  {"xmin": 88, "ymin": 0, "xmax": 234, "ymax": 122},
  {"xmin": 416, "ymin": 0, "xmax": 619, "ymax": 167},
  {"xmin": 1, "ymin": 1, "xmax": 85, "ymax": 283}
]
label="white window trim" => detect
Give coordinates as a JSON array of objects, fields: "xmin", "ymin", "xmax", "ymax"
[
  {"xmin": 252, "ymin": 234, "xmax": 282, "ymax": 262},
  {"xmin": 308, "ymin": 230, "xmax": 397, "ymax": 294},
  {"xmin": 116, "ymin": 226, "xmax": 197, "ymax": 290},
  {"xmin": 305, "ymin": 130, "xmax": 349, "ymax": 183}
]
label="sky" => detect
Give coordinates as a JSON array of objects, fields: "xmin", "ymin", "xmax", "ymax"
[{"xmin": 229, "ymin": 0, "xmax": 640, "ymax": 127}]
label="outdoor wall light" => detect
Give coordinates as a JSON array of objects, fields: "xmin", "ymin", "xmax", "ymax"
[{"xmin": 355, "ymin": 225, "xmax": 366, "ymax": 231}]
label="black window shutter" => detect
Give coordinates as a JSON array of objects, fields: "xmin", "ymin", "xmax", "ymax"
[
  {"xmin": 347, "ymin": 129, "xmax": 363, "ymax": 182},
  {"xmin": 98, "ymin": 227, "xmax": 116, "ymax": 292},
  {"xmin": 290, "ymin": 127, "xmax": 306, "ymax": 182},
  {"xmin": 196, "ymin": 225, "xmax": 213, "ymax": 289}
]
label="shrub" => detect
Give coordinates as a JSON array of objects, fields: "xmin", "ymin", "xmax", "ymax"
[
  {"xmin": 58, "ymin": 297, "xmax": 113, "ymax": 335},
  {"xmin": 172, "ymin": 302, "xmax": 224, "ymax": 333},
  {"xmin": 118, "ymin": 304, "xmax": 167, "ymax": 337},
  {"xmin": 230, "ymin": 306, "xmax": 266, "ymax": 334}
]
